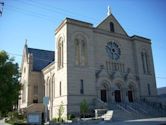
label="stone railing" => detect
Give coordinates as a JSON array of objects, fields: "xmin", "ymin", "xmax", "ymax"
[{"xmin": 93, "ymin": 98, "xmax": 108, "ymax": 109}]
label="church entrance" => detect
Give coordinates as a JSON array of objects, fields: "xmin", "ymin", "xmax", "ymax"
[
  {"xmin": 101, "ymin": 89, "xmax": 107, "ymax": 102},
  {"xmin": 115, "ymin": 90, "xmax": 121, "ymax": 102},
  {"xmin": 128, "ymin": 90, "xmax": 133, "ymax": 102}
]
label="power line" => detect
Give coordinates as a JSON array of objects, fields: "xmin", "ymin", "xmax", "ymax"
[
  {"xmin": 5, "ymin": 4, "xmax": 55, "ymax": 24},
  {"xmin": 5, "ymin": 0, "xmax": 97, "ymax": 23},
  {"xmin": 14, "ymin": 0, "xmax": 99, "ymax": 21},
  {"xmin": 1, "ymin": 1, "xmax": 165, "ymax": 80},
  {"xmin": 3, "ymin": 51, "xmax": 166, "ymax": 80},
  {"xmin": 3, "ymin": 0, "xmax": 163, "ymax": 41}
]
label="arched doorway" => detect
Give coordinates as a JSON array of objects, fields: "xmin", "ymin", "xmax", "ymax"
[
  {"xmin": 128, "ymin": 85, "xmax": 134, "ymax": 102},
  {"xmin": 33, "ymin": 95, "xmax": 38, "ymax": 103},
  {"xmin": 115, "ymin": 90, "xmax": 121, "ymax": 102},
  {"xmin": 114, "ymin": 84, "xmax": 121, "ymax": 102},
  {"xmin": 100, "ymin": 83, "xmax": 108, "ymax": 103}
]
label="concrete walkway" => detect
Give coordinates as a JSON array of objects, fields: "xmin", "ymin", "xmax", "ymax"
[
  {"xmin": 98, "ymin": 117, "xmax": 166, "ymax": 125},
  {"xmin": 0, "ymin": 119, "xmax": 10, "ymax": 125}
]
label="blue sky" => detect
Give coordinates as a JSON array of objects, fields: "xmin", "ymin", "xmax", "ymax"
[{"xmin": 0, "ymin": 0, "xmax": 166, "ymax": 88}]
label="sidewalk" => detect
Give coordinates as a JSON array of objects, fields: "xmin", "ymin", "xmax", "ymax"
[
  {"xmin": 98, "ymin": 117, "xmax": 166, "ymax": 125},
  {"xmin": 0, "ymin": 118, "xmax": 10, "ymax": 125}
]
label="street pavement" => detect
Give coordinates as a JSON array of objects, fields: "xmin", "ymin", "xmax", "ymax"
[
  {"xmin": 98, "ymin": 117, "xmax": 166, "ymax": 125},
  {"xmin": 0, "ymin": 119, "xmax": 10, "ymax": 125},
  {"xmin": 72, "ymin": 117, "xmax": 166, "ymax": 125}
]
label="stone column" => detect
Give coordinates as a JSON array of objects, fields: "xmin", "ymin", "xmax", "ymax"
[
  {"xmin": 111, "ymin": 88, "xmax": 115, "ymax": 103},
  {"xmin": 134, "ymin": 89, "xmax": 140, "ymax": 101},
  {"xmin": 107, "ymin": 90, "xmax": 112, "ymax": 103},
  {"xmin": 123, "ymin": 87, "xmax": 129, "ymax": 103}
]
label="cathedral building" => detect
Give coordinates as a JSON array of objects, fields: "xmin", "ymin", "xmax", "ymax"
[{"xmin": 18, "ymin": 11, "xmax": 157, "ymax": 119}]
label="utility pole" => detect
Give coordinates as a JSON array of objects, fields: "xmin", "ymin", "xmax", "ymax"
[{"xmin": 0, "ymin": 1, "xmax": 4, "ymax": 16}]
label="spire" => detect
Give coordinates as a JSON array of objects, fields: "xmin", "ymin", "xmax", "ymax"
[
  {"xmin": 24, "ymin": 39, "xmax": 28, "ymax": 58},
  {"xmin": 25, "ymin": 39, "xmax": 27, "ymax": 46},
  {"xmin": 107, "ymin": 6, "xmax": 111, "ymax": 16},
  {"xmin": 24, "ymin": 39, "xmax": 28, "ymax": 50}
]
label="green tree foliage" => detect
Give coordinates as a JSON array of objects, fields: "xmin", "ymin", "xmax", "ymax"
[
  {"xmin": 58, "ymin": 101, "xmax": 64, "ymax": 122},
  {"xmin": 0, "ymin": 51, "xmax": 20, "ymax": 116},
  {"xmin": 80, "ymin": 99, "xmax": 88, "ymax": 118}
]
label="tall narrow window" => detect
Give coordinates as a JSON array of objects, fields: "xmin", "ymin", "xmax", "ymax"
[
  {"xmin": 75, "ymin": 39, "xmax": 80, "ymax": 65},
  {"xmin": 74, "ymin": 35, "xmax": 87, "ymax": 66},
  {"xmin": 34, "ymin": 85, "xmax": 38, "ymax": 95},
  {"xmin": 46, "ymin": 77, "xmax": 49, "ymax": 96},
  {"xmin": 110, "ymin": 22, "xmax": 114, "ymax": 32},
  {"xmin": 52, "ymin": 75, "xmax": 55, "ymax": 98},
  {"xmin": 50, "ymin": 76, "xmax": 53, "ymax": 100},
  {"xmin": 58, "ymin": 44, "xmax": 61, "ymax": 68},
  {"xmin": 145, "ymin": 53, "xmax": 150, "ymax": 73},
  {"xmin": 59, "ymin": 82, "xmax": 62, "ymax": 96},
  {"xmin": 141, "ymin": 52, "xmax": 146, "ymax": 73},
  {"xmin": 58, "ymin": 37, "xmax": 63, "ymax": 69},
  {"xmin": 81, "ymin": 41, "xmax": 87, "ymax": 65},
  {"xmin": 141, "ymin": 51, "xmax": 150, "ymax": 74},
  {"xmin": 49, "ymin": 78, "xmax": 51, "ymax": 98},
  {"xmin": 61, "ymin": 42, "xmax": 63, "ymax": 67},
  {"xmin": 147, "ymin": 84, "xmax": 151, "ymax": 96},
  {"xmin": 80, "ymin": 79, "xmax": 84, "ymax": 94}
]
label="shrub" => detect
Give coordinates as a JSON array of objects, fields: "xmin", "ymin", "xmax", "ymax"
[
  {"xmin": 5, "ymin": 111, "xmax": 26, "ymax": 125},
  {"xmin": 67, "ymin": 114, "xmax": 75, "ymax": 120},
  {"xmin": 58, "ymin": 101, "xmax": 64, "ymax": 122},
  {"xmin": 52, "ymin": 117, "xmax": 58, "ymax": 122},
  {"xmin": 80, "ymin": 99, "xmax": 89, "ymax": 118}
]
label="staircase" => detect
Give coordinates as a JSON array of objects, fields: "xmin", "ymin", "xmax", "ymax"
[
  {"xmin": 94, "ymin": 98, "xmax": 166, "ymax": 121},
  {"xmin": 108, "ymin": 103, "xmax": 140, "ymax": 121},
  {"xmin": 107, "ymin": 101, "xmax": 166, "ymax": 121}
]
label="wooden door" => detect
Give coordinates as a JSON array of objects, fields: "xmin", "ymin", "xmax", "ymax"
[
  {"xmin": 101, "ymin": 89, "xmax": 107, "ymax": 102},
  {"xmin": 115, "ymin": 90, "xmax": 121, "ymax": 102},
  {"xmin": 128, "ymin": 90, "xmax": 133, "ymax": 102}
]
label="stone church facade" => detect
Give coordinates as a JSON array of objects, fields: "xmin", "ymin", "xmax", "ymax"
[{"xmin": 18, "ymin": 12, "xmax": 157, "ymax": 119}]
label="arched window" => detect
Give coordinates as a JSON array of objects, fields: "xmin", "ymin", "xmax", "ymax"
[
  {"xmin": 141, "ymin": 50, "xmax": 150, "ymax": 74},
  {"xmin": 59, "ymin": 82, "xmax": 62, "ymax": 96},
  {"xmin": 49, "ymin": 78, "xmax": 51, "ymax": 98},
  {"xmin": 58, "ymin": 37, "xmax": 63, "ymax": 69},
  {"xmin": 75, "ymin": 39, "xmax": 80, "ymax": 65},
  {"xmin": 110, "ymin": 22, "xmax": 114, "ymax": 32},
  {"xmin": 74, "ymin": 35, "xmax": 87, "ymax": 66},
  {"xmin": 46, "ymin": 77, "xmax": 49, "ymax": 96},
  {"xmin": 52, "ymin": 74, "xmax": 55, "ymax": 98},
  {"xmin": 81, "ymin": 40, "xmax": 87, "ymax": 65},
  {"xmin": 80, "ymin": 79, "xmax": 84, "ymax": 94}
]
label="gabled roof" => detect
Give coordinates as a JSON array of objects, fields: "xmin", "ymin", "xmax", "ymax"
[
  {"xmin": 96, "ymin": 14, "xmax": 128, "ymax": 36},
  {"xmin": 28, "ymin": 48, "xmax": 54, "ymax": 71}
]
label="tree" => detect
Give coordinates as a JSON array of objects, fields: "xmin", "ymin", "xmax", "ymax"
[
  {"xmin": 0, "ymin": 50, "xmax": 20, "ymax": 116},
  {"xmin": 80, "ymin": 99, "xmax": 88, "ymax": 118},
  {"xmin": 58, "ymin": 101, "xmax": 64, "ymax": 122}
]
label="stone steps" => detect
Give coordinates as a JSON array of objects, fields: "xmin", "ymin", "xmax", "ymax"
[{"xmin": 106, "ymin": 101, "xmax": 165, "ymax": 121}]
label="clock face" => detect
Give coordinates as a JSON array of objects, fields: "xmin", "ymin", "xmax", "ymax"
[{"xmin": 105, "ymin": 42, "xmax": 121, "ymax": 60}]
